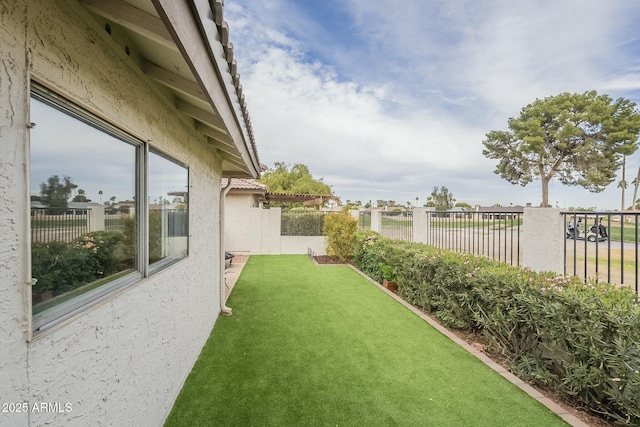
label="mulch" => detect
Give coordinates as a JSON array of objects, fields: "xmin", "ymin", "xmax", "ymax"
[{"xmin": 312, "ymin": 255, "xmax": 345, "ymax": 265}]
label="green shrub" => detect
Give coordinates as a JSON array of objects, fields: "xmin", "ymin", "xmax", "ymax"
[
  {"xmin": 281, "ymin": 211, "xmax": 325, "ymax": 236},
  {"xmin": 323, "ymin": 211, "xmax": 358, "ymax": 262},
  {"xmin": 74, "ymin": 231, "xmax": 127, "ymax": 276},
  {"xmin": 32, "ymin": 241, "xmax": 94, "ymax": 295},
  {"xmin": 31, "ymin": 231, "xmax": 128, "ymax": 298},
  {"xmin": 352, "ymin": 234, "xmax": 640, "ymax": 425}
]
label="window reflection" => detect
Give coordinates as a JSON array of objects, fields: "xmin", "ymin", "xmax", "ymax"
[
  {"xmin": 148, "ymin": 150, "xmax": 189, "ymax": 269},
  {"xmin": 30, "ymin": 96, "xmax": 136, "ymax": 314}
]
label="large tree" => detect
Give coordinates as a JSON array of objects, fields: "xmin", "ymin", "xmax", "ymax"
[
  {"xmin": 482, "ymin": 91, "xmax": 640, "ymax": 207},
  {"xmin": 40, "ymin": 174, "xmax": 76, "ymax": 210},
  {"xmin": 425, "ymin": 186, "xmax": 456, "ymax": 211},
  {"xmin": 259, "ymin": 162, "xmax": 333, "ymax": 205}
]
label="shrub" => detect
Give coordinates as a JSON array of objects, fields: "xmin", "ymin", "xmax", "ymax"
[
  {"xmin": 32, "ymin": 241, "xmax": 94, "ymax": 295},
  {"xmin": 281, "ymin": 211, "xmax": 325, "ymax": 236},
  {"xmin": 31, "ymin": 231, "xmax": 128, "ymax": 298},
  {"xmin": 352, "ymin": 234, "xmax": 640, "ymax": 425},
  {"xmin": 323, "ymin": 211, "xmax": 358, "ymax": 262}
]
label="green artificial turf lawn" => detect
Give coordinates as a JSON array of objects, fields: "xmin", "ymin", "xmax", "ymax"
[{"xmin": 165, "ymin": 255, "xmax": 567, "ymax": 427}]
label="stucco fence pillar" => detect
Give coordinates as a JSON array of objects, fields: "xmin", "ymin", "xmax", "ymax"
[
  {"xmin": 88, "ymin": 205, "xmax": 105, "ymax": 232},
  {"xmin": 370, "ymin": 209, "xmax": 382, "ymax": 234},
  {"xmin": 412, "ymin": 207, "xmax": 433, "ymax": 244},
  {"xmin": 522, "ymin": 207, "xmax": 564, "ymax": 274}
]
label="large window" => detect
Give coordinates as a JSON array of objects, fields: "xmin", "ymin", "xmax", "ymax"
[
  {"xmin": 148, "ymin": 150, "xmax": 189, "ymax": 271},
  {"xmin": 30, "ymin": 84, "xmax": 189, "ymax": 332}
]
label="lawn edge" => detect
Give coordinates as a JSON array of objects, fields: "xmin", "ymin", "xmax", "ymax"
[{"xmin": 342, "ymin": 263, "xmax": 591, "ymax": 427}]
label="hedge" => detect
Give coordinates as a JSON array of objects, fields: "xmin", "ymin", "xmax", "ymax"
[{"xmin": 353, "ymin": 231, "xmax": 640, "ymax": 425}]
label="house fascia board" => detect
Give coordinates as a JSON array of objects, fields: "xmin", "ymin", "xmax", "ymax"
[{"xmin": 151, "ymin": 0, "xmax": 260, "ymax": 178}]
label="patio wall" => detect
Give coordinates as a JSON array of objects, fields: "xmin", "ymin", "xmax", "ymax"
[{"xmin": 225, "ymin": 198, "xmax": 328, "ymax": 255}]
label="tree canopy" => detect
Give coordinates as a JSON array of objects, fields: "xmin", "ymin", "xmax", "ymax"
[
  {"xmin": 40, "ymin": 175, "xmax": 76, "ymax": 209},
  {"xmin": 482, "ymin": 91, "xmax": 640, "ymax": 207},
  {"xmin": 259, "ymin": 162, "xmax": 332, "ymax": 195},
  {"xmin": 425, "ymin": 186, "xmax": 455, "ymax": 211}
]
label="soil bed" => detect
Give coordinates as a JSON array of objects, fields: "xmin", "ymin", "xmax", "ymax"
[{"xmin": 313, "ymin": 255, "xmax": 345, "ymax": 264}]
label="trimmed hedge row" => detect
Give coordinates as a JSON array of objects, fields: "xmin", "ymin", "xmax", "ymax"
[{"xmin": 353, "ymin": 231, "xmax": 640, "ymax": 425}]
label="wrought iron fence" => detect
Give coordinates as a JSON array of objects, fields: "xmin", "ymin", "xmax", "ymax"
[
  {"xmin": 380, "ymin": 210, "xmax": 413, "ymax": 241},
  {"xmin": 104, "ymin": 208, "xmax": 134, "ymax": 233},
  {"xmin": 357, "ymin": 208, "xmax": 638, "ymax": 298},
  {"xmin": 31, "ymin": 207, "xmax": 90, "ymax": 243},
  {"xmin": 427, "ymin": 210, "xmax": 523, "ymax": 266},
  {"xmin": 562, "ymin": 211, "xmax": 640, "ymax": 297},
  {"xmin": 359, "ymin": 211, "xmax": 371, "ymax": 231}
]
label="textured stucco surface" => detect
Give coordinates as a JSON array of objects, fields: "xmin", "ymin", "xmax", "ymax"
[
  {"xmin": 0, "ymin": 1, "xmax": 223, "ymax": 425},
  {"xmin": 522, "ymin": 208, "xmax": 565, "ymax": 274}
]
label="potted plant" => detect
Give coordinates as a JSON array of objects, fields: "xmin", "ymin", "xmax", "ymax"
[{"xmin": 380, "ymin": 263, "xmax": 398, "ymax": 292}]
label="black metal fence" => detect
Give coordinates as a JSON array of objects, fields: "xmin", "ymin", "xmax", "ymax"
[
  {"xmin": 31, "ymin": 207, "xmax": 90, "ymax": 243},
  {"xmin": 562, "ymin": 211, "xmax": 640, "ymax": 297},
  {"xmin": 427, "ymin": 211, "xmax": 523, "ymax": 266},
  {"xmin": 359, "ymin": 211, "xmax": 371, "ymax": 231},
  {"xmin": 104, "ymin": 208, "xmax": 134, "ymax": 233},
  {"xmin": 358, "ymin": 208, "xmax": 639, "ymax": 299},
  {"xmin": 380, "ymin": 211, "xmax": 413, "ymax": 241}
]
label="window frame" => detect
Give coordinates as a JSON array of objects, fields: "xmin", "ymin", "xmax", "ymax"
[{"xmin": 29, "ymin": 83, "xmax": 190, "ymax": 333}]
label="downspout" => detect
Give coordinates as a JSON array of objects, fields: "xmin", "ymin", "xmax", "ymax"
[{"xmin": 219, "ymin": 178, "xmax": 233, "ymax": 316}]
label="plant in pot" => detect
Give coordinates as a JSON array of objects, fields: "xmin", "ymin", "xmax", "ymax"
[{"xmin": 380, "ymin": 263, "xmax": 398, "ymax": 292}]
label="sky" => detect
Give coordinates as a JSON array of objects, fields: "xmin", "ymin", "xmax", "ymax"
[
  {"xmin": 30, "ymin": 98, "xmax": 188, "ymax": 205},
  {"xmin": 224, "ymin": 0, "xmax": 640, "ymax": 210}
]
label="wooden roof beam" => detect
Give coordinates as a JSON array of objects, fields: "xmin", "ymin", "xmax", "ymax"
[{"xmin": 80, "ymin": 0, "xmax": 177, "ymax": 50}]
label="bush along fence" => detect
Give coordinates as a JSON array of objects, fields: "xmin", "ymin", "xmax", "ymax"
[
  {"xmin": 280, "ymin": 210, "xmax": 329, "ymax": 236},
  {"xmin": 365, "ymin": 207, "xmax": 639, "ymax": 300},
  {"xmin": 353, "ymin": 231, "xmax": 640, "ymax": 425}
]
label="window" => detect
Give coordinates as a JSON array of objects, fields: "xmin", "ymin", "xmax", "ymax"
[
  {"xmin": 148, "ymin": 150, "xmax": 189, "ymax": 271},
  {"xmin": 30, "ymin": 84, "xmax": 189, "ymax": 332}
]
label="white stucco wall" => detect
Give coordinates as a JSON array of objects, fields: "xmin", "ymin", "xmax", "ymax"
[
  {"xmin": 224, "ymin": 201, "xmax": 329, "ymax": 255},
  {"xmin": 1, "ymin": 1, "xmax": 224, "ymax": 426},
  {"xmin": 225, "ymin": 194, "xmax": 264, "ymax": 253},
  {"xmin": 281, "ymin": 236, "xmax": 327, "ymax": 255}
]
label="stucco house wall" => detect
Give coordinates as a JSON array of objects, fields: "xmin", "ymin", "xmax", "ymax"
[
  {"xmin": 0, "ymin": 1, "xmax": 240, "ymax": 425},
  {"xmin": 225, "ymin": 193, "xmax": 265, "ymax": 254}
]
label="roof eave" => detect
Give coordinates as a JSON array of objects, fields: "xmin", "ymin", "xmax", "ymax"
[{"xmin": 152, "ymin": 0, "xmax": 260, "ymax": 178}]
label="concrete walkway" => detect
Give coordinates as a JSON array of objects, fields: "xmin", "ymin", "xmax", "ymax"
[{"xmin": 224, "ymin": 254, "xmax": 248, "ymax": 301}]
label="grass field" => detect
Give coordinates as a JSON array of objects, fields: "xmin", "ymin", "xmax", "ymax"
[{"xmin": 165, "ymin": 255, "xmax": 567, "ymax": 427}]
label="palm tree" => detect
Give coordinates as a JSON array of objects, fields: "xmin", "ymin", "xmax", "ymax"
[
  {"xmin": 632, "ymin": 167, "xmax": 640, "ymax": 210},
  {"xmin": 98, "ymin": 190, "xmax": 103, "ymax": 203}
]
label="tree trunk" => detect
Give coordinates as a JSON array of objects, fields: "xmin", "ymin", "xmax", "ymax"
[
  {"xmin": 621, "ymin": 155, "xmax": 627, "ymax": 211},
  {"xmin": 541, "ymin": 176, "xmax": 550, "ymax": 207},
  {"xmin": 633, "ymin": 166, "xmax": 640, "ymax": 210}
]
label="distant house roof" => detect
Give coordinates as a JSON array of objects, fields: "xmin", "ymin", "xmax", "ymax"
[
  {"xmin": 223, "ymin": 178, "xmax": 268, "ymax": 194},
  {"xmin": 265, "ymin": 193, "xmax": 338, "ymax": 206}
]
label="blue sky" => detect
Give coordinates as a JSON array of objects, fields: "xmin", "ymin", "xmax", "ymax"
[{"xmin": 225, "ymin": 0, "xmax": 640, "ymax": 209}]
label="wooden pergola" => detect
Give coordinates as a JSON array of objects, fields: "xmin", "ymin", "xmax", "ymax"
[{"xmin": 265, "ymin": 193, "xmax": 338, "ymax": 208}]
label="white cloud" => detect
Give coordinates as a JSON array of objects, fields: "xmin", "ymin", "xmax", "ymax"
[{"xmin": 227, "ymin": 0, "xmax": 640, "ymax": 208}]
